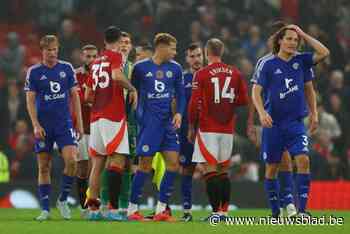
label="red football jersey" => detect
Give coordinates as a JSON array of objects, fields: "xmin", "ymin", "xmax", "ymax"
[
  {"xmin": 188, "ymin": 62, "xmax": 248, "ymax": 134},
  {"xmin": 86, "ymin": 50, "xmax": 125, "ymax": 123},
  {"xmin": 75, "ymin": 67, "xmax": 91, "ymax": 134}
]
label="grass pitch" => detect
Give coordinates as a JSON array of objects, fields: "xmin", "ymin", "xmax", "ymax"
[{"xmin": 0, "ymin": 209, "xmax": 348, "ymax": 234}]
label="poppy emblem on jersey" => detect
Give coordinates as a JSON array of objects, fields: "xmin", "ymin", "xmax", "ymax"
[
  {"xmin": 142, "ymin": 145, "xmax": 150, "ymax": 152},
  {"xmin": 292, "ymin": 63, "xmax": 299, "ymax": 70},
  {"xmin": 38, "ymin": 141, "xmax": 45, "ymax": 148},
  {"xmin": 166, "ymin": 71, "xmax": 173, "ymax": 78},
  {"xmin": 156, "ymin": 70, "xmax": 164, "ymax": 79},
  {"xmin": 60, "ymin": 71, "xmax": 66, "ymax": 78}
]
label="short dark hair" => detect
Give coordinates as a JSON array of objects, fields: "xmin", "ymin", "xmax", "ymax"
[
  {"xmin": 205, "ymin": 38, "xmax": 224, "ymax": 57},
  {"xmin": 104, "ymin": 26, "xmax": 121, "ymax": 44},
  {"xmin": 269, "ymin": 20, "xmax": 288, "ymax": 35},
  {"xmin": 186, "ymin": 43, "xmax": 201, "ymax": 52},
  {"xmin": 138, "ymin": 42, "xmax": 153, "ymax": 51},
  {"xmin": 272, "ymin": 26, "xmax": 301, "ymax": 54},
  {"xmin": 40, "ymin": 35, "xmax": 59, "ymax": 50},
  {"xmin": 82, "ymin": 44, "xmax": 98, "ymax": 51},
  {"xmin": 121, "ymin": 31, "xmax": 132, "ymax": 40},
  {"xmin": 153, "ymin": 33, "xmax": 177, "ymax": 47}
]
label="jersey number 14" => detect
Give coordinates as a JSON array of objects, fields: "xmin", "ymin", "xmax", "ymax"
[{"xmin": 211, "ymin": 77, "xmax": 235, "ymax": 103}]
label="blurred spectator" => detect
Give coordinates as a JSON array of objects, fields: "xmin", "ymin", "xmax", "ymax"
[
  {"xmin": 241, "ymin": 25, "xmax": 266, "ymax": 64},
  {"xmin": 312, "ymin": 129, "xmax": 341, "ymax": 179},
  {"xmin": 0, "ymin": 32, "xmax": 25, "ymax": 81},
  {"xmin": 0, "ymin": 86, "xmax": 10, "ymax": 147},
  {"xmin": 327, "ymin": 93, "xmax": 350, "ymax": 156},
  {"xmin": 220, "ymin": 27, "xmax": 242, "ymax": 63},
  {"xmin": 8, "ymin": 120, "xmax": 34, "ymax": 179},
  {"xmin": 7, "ymin": 81, "xmax": 27, "ymax": 127},
  {"xmin": 58, "ymin": 18, "xmax": 81, "ymax": 61}
]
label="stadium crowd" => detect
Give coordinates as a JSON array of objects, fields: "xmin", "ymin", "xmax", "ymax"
[{"xmin": 0, "ymin": 0, "xmax": 349, "ymax": 181}]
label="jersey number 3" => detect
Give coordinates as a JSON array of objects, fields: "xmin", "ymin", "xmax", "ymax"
[
  {"xmin": 91, "ymin": 62, "xmax": 110, "ymax": 90},
  {"xmin": 211, "ymin": 77, "xmax": 235, "ymax": 103}
]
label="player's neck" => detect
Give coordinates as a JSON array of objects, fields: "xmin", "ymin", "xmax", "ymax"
[
  {"xmin": 277, "ymin": 50, "xmax": 294, "ymax": 61},
  {"xmin": 105, "ymin": 44, "xmax": 118, "ymax": 52},
  {"xmin": 208, "ymin": 57, "xmax": 221, "ymax": 65},
  {"xmin": 152, "ymin": 54, "xmax": 165, "ymax": 65},
  {"xmin": 43, "ymin": 60, "xmax": 58, "ymax": 68},
  {"xmin": 190, "ymin": 67, "xmax": 200, "ymax": 74}
]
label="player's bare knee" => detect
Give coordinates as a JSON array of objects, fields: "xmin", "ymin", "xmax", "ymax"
[
  {"xmin": 265, "ymin": 164, "xmax": 279, "ymax": 179},
  {"xmin": 295, "ymin": 155, "xmax": 310, "ymax": 173},
  {"xmin": 182, "ymin": 165, "xmax": 195, "ymax": 175},
  {"xmin": 166, "ymin": 161, "xmax": 179, "ymax": 172},
  {"xmin": 38, "ymin": 165, "xmax": 50, "ymax": 177},
  {"xmin": 138, "ymin": 158, "xmax": 152, "ymax": 172}
]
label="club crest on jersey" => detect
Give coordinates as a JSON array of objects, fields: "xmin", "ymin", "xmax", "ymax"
[
  {"xmin": 38, "ymin": 141, "xmax": 45, "ymax": 148},
  {"xmin": 60, "ymin": 71, "xmax": 66, "ymax": 78},
  {"xmin": 292, "ymin": 63, "xmax": 299, "ymax": 70},
  {"xmin": 166, "ymin": 71, "xmax": 173, "ymax": 78},
  {"xmin": 156, "ymin": 70, "xmax": 164, "ymax": 79},
  {"xmin": 142, "ymin": 145, "xmax": 150, "ymax": 152}
]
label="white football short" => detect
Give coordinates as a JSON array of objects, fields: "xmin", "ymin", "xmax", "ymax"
[
  {"xmin": 89, "ymin": 118, "xmax": 129, "ymax": 156},
  {"xmin": 192, "ymin": 130, "xmax": 233, "ymax": 165}
]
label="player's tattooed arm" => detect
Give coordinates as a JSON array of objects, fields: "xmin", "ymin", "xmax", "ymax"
[
  {"xmin": 112, "ymin": 68, "xmax": 138, "ymax": 109},
  {"xmin": 252, "ymin": 84, "xmax": 273, "ymax": 128},
  {"xmin": 70, "ymin": 86, "xmax": 84, "ymax": 140},
  {"xmin": 304, "ymin": 81, "xmax": 318, "ymax": 135},
  {"xmin": 26, "ymin": 91, "xmax": 46, "ymax": 139},
  {"xmin": 288, "ymin": 25, "xmax": 330, "ymax": 64}
]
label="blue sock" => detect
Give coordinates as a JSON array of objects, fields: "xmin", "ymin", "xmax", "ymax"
[
  {"xmin": 130, "ymin": 170, "xmax": 149, "ymax": 204},
  {"xmin": 181, "ymin": 175, "xmax": 193, "ymax": 210},
  {"xmin": 38, "ymin": 184, "xmax": 51, "ymax": 212},
  {"xmin": 264, "ymin": 179, "xmax": 280, "ymax": 216},
  {"xmin": 279, "ymin": 171, "xmax": 294, "ymax": 207},
  {"xmin": 59, "ymin": 174, "xmax": 74, "ymax": 202},
  {"xmin": 296, "ymin": 173, "xmax": 310, "ymax": 213},
  {"xmin": 159, "ymin": 171, "xmax": 177, "ymax": 204}
]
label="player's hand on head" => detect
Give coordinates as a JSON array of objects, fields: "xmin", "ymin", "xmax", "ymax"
[
  {"xmin": 172, "ymin": 113, "xmax": 182, "ymax": 130},
  {"xmin": 259, "ymin": 111, "xmax": 273, "ymax": 128},
  {"xmin": 129, "ymin": 90, "xmax": 138, "ymax": 110},
  {"xmin": 287, "ymin": 24, "xmax": 304, "ymax": 36},
  {"xmin": 34, "ymin": 124, "xmax": 46, "ymax": 139}
]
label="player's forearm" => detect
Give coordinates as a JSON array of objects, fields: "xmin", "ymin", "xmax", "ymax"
[
  {"xmin": 247, "ymin": 96, "xmax": 256, "ymax": 126},
  {"xmin": 301, "ymin": 32, "xmax": 330, "ymax": 63},
  {"xmin": 26, "ymin": 93, "xmax": 40, "ymax": 127},
  {"xmin": 251, "ymin": 85, "xmax": 265, "ymax": 117},
  {"xmin": 304, "ymin": 82, "xmax": 317, "ymax": 115},
  {"xmin": 175, "ymin": 95, "xmax": 186, "ymax": 116},
  {"xmin": 71, "ymin": 90, "xmax": 84, "ymax": 130},
  {"xmin": 85, "ymin": 87, "xmax": 94, "ymax": 104},
  {"xmin": 117, "ymin": 78, "xmax": 137, "ymax": 92},
  {"xmin": 113, "ymin": 69, "xmax": 137, "ymax": 92}
]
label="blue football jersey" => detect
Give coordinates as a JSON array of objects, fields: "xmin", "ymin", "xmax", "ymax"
[
  {"xmin": 251, "ymin": 52, "xmax": 314, "ymax": 125},
  {"xmin": 131, "ymin": 58, "xmax": 185, "ymax": 122},
  {"xmin": 181, "ymin": 70, "xmax": 194, "ymax": 130},
  {"xmin": 24, "ymin": 60, "xmax": 77, "ymax": 125}
]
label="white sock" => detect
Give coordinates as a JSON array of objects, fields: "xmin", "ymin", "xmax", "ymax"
[
  {"xmin": 184, "ymin": 209, "xmax": 191, "ymax": 214},
  {"xmin": 127, "ymin": 202, "xmax": 138, "ymax": 216},
  {"xmin": 155, "ymin": 201, "xmax": 167, "ymax": 214}
]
